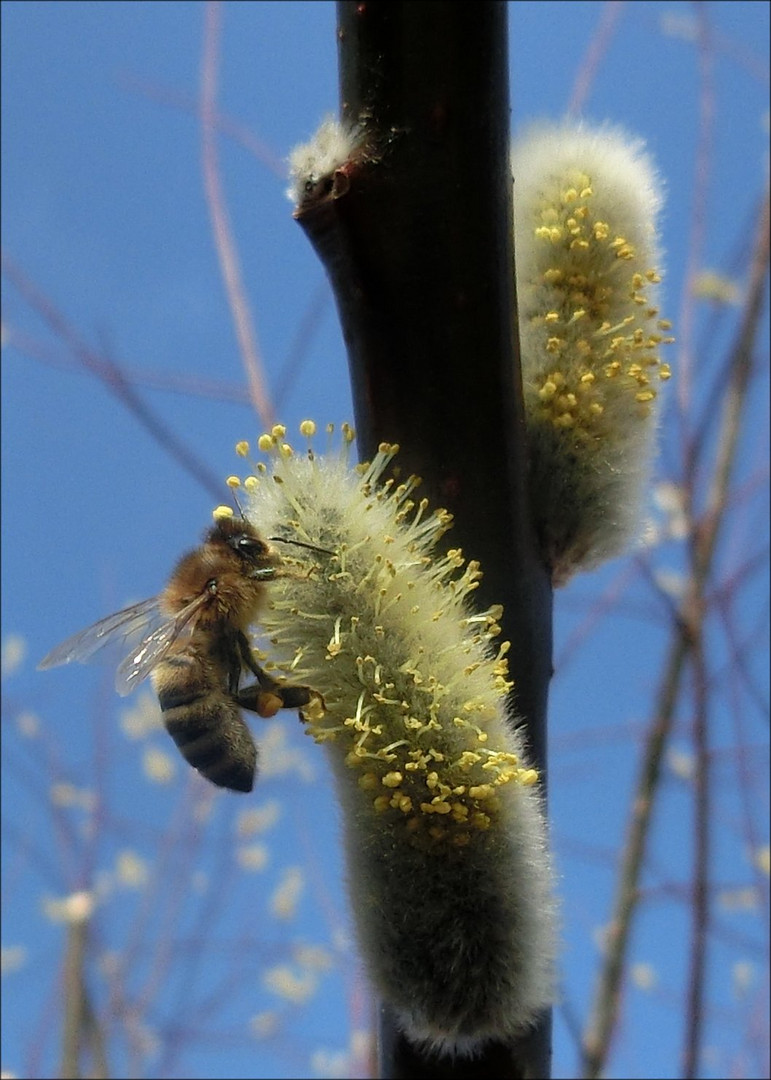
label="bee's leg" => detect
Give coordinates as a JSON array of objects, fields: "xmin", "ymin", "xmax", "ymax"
[
  {"xmin": 236, "ymin": 630, "xmax": 274, "ymax": 684},
  {"xmin": 235, "ymin": 632, "xmax": 320, "ymax": 718},
  {"xmin": 226, "ymin": 633, "xmax": 245, "ymax": 697},
  {"xmin": 236, "ymin": 681, "xmax": 314, "ymax": 718}
]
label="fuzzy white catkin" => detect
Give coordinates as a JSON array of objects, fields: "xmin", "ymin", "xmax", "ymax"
[
  {"xmin": 286, "ymin": 116, "xmax": 357, "ymax": 205},
  {"xmin": 286, "ymin": 114, "xmax": 672, "ymax": 585},
  {"xmin": 240, "ymin": 424, "xmax": 556, "ymax": 1056},
  {"xmin": 512, "ymin": 121, "xmax": 673, "ymax": 586}
]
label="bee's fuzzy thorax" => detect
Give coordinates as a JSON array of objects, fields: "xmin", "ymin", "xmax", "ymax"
[{"xmin": 237, "ymin": 422, "xmax": 556, "ymax": 1054}]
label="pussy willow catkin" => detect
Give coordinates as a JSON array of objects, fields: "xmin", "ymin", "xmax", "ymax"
[
  {"xmin": 286, "ymin": 116, "xmax": 673, "ymax": 586},
  {"xmin": 512, "ymin": 121, "xmax": 673, "ymax": 585},
  {"xmin": 232, "ymin": 423, "xmax": 555, "ymax": 1055}
]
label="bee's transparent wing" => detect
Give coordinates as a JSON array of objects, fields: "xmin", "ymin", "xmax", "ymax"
[
  {"xmin": 38, "ymin": 597, "xmax": 164, "ymax": 670},
  {"xmin": 114, "ymin": 590, "xmax": 210, "ymax": 697},
  {"xmin": 39, "ymin": 592, "xmax": 211, "ymax": 698}
]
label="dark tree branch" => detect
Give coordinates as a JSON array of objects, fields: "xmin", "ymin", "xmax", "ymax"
[{"xmin": 294, "ymin": 3, "xmax": 553, "ymax": 1077}]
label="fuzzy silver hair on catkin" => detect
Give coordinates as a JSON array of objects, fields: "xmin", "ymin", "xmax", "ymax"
[
  {"xmin": 231, "ymin": 423, "xmax": 556, "ymax": 1055},
  {"xmin": 512, "ymin": 121, "xmax": 673, "ymax": 586}
]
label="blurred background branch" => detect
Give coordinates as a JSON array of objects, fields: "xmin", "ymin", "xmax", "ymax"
[{"xmin": 581, "ymin": 176, "xmax": 770, "ymax": 1080}]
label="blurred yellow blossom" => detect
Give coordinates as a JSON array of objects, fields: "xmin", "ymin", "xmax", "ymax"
[
  {"xmin": 263, "ymin": 963, "xmax": 317, "ymax": 1004},
  {"xmin": 236, "ymin": 844, "xmax": 270, "ymax": 872},
  {"xmin": 236, "ymin": 801, "xmax": 281, "ymax": 837},
  {"xmin": 0, "ymin": 946, "xmax": 27, "ymax": 976},
  {"xmin": 270, "ymin": 867, "xmax": 304, "ymax": 920},
  {"xmin": 142, "ymin": 746, "xmax": 176, "ymax": 784}
]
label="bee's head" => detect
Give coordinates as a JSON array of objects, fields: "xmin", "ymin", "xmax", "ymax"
[{"xmin": 207, "ymin": 517, "xmax": 278, "ymax": 580}]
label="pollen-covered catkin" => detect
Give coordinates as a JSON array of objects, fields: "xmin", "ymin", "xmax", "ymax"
[
  {"xmin": 512, "ymin": 122, "xmax": 673, "ymax": 585},
  {"xmin": 242, "ymin": 423, "xmax": 556, "ymax": 1055}
]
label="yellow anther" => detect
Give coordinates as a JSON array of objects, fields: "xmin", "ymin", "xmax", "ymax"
[{"xmin": 539, "ymin": 381, "xmax": 558, "ymax": 401}]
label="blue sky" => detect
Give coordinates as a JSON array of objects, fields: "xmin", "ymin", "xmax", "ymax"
[{"xmin": 2, "ymin": 3, "xmax": 769, "ymax": 1078}]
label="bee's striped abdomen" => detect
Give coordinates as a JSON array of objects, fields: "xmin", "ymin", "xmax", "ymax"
[{"xmin": 153, "ymin": 652, "xmax": 257, "ymax": 793}]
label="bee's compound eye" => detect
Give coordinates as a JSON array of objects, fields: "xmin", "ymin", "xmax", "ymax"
[{"xmin": 237, "ymin": 535, "xmax": 267, "ymax": 557}]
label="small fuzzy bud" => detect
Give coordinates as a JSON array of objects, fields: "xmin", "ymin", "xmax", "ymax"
[
  {"xmin": 244, "ymin": 424, "xmax": 556, "ymax": 1055},
  {"xmin": 286, "ymin": 116, "xmax": 358, "ymax": 206},
  {"xmin": 512, "ymin": 121, "xmax": 673, "ymax": 585}
]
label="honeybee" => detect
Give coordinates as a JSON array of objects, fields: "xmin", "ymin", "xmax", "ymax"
[{"xmin": 39, "ymin": 517, "xmax": 321, "ymax": 793}]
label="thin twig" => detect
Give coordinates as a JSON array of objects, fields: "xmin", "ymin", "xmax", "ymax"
[
  {"xmin": 119, "ymin": 70, "xmax": 286, "ymax": 177},
  {"xmin": 273, "ymin": 280, "xmax": 330, "ymax": 410},
  {"xmin": 580, "ymin": 628, "xmax": 691, "ymax": 1079},
  {"xmin": 680, "ymin": 173, "xmax": 770, "ymax": 1080},
  {"xmin": 567, "ymin": 1, "xmax": 625, "ymax": 117},
  {"xmin": 1, "ymin": 253, "xmax": 226, "ymax": 502},
  {"xmin": 200, "ymin": 1, "xmax": 274, "ymax": 428},
  {"xmin": 60, "ymin": 918, "xmax": 89, "ymax": 1079},
  {"xmin": 682, "ymin": 622, "xmax": 710, "ymax": 1079},
  {"xmin": 675, "ymin": 2, "xmax": 716, "ymax": 416},
  {"xmin": 5, "ymin": 323, "xmax": 255, "ymax": 404},
  {"xmin": 580, "ymin": 178, "xmax": 770, "ymax": 1080}
]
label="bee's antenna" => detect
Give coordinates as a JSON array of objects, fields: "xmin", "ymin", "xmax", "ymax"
[{"xmin": 268, "ymin": 536, "xmax": 335, "ymax": 556}]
